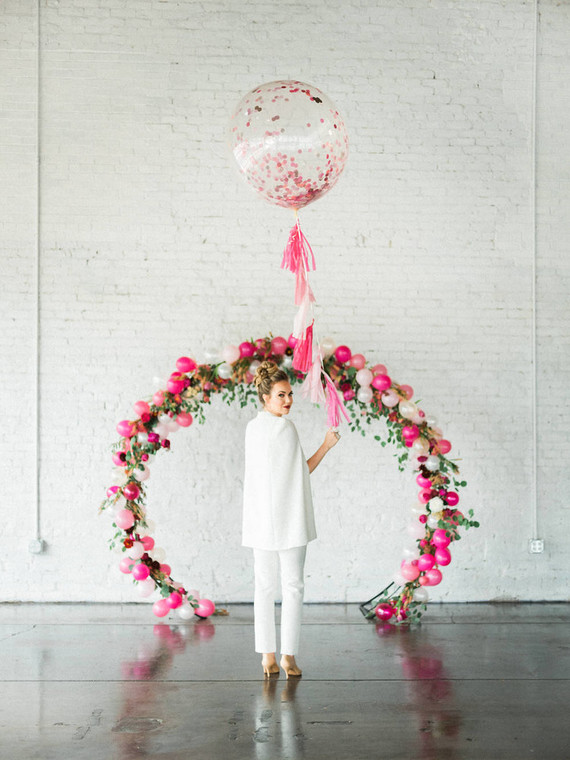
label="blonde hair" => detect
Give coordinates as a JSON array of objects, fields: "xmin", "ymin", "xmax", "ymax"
[{"xmin": 254, "ymin": 361, "xmax": 289, "ymax": 405}]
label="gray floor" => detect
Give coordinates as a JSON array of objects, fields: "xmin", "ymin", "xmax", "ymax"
[{"xmin": 0, "ymin": 603, "xmax": 569, "ymax": 760}]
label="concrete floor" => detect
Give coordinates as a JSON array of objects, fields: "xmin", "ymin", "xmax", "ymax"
[{"xmin": 0, "ymin": 603, "xmax": 569, "ymax": 760}]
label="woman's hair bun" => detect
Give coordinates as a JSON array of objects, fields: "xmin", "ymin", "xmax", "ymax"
[{"xmin": 253, "ymin": 360, "xmax": 289, "ymax": 403}]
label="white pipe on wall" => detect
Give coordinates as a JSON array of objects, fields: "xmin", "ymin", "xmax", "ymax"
[{"xmin": 530, "ymin": 0, "xmax": 539, "ymax": 541}]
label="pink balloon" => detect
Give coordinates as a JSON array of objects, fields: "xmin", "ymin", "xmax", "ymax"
[
  {"xmin": 167, "ymin": 592, "xmax": 182, "ymax": 609},
  {"xmin": 349, "ymin": 353, "xmax": 366, "ymax": 370},
  {"xmin": 176, "ymin": 412, "xmax": 193, "ymax": 427},
  {"xmin": 271, "ymin": 336, "xmax": 288, "ymax": 354},
  {"xmin": 402, "ymin": 425, "xmax": 419, "ymax": 441},
  {"xmin": 106, "ymin": 485, "xmax": 119, "ymax": 498},
  {"xmin": 116, "ymin": 420, "xmax": 133, "ymax": 437},
  {"xmin": 115, "ymin": 509, "xmax": 135, "ymax": 530},
  {"xmin": 167, "ymin": 378, "xmax": 184, "ymax": 394},
  {"xmin": 123, "ymin": 483, "xmax": 140, "ymax": 501},
  {"xmin": 132, "ymin": 563, "xmax": 150, "ymax": 581},
  {"xmin": 239, "ymin": 341, "xmax": 255, "ymax": 357},
  {"xmin": 176, "ymin": 356, "xmax": 197, "ymax": 373},
  {"xmin": 160, "ymin": 564, "xmax": 171, "ymax": 576},
  {"xmin": 417, "ymin": 553, "xmax": 436, "ymax": 572},
  {"xmin": 141, "ymin": 536, "xmax": 154, "ymax": 551},
  {"xmin": 432, "ymin": 529, "xmax": 451, "ymax": 548},
  {"xmin": 229, "ymin": 79, "xmax": 349, "ymax": 210},
  {"xmin": 335, "ymin": 345, "xmax": 351, "ymax": 363},
  {"xmin": 416, "ymin": 474, "xmax": 432, "ymax": 488},
  {"xmin": 112, "ymin": 452, "xmax": 127, "ymax": 467},
  {"xmin": 438, "ymin": 439, "xmax": 452, "ymax": 454},
  {"xmin": 153, "ymin": 598, "xmax": 170, "ymax": 618},
  {"xmin": 434, "ymin": 547, "xmax": 452, "ymax": 566},
  {"xmin": 119, "ymin": 557, "xmax": 134, "ymax": 574},
  {"xmin": 419, "ymin": 574, "xmax": 430, "ymax": 586},
  {"xmin": 343, "ymin": 388, "xmax": 355, "ymax": 401},
  {"xmin": 445, "ymin": 491, "xmax": 460, "ymax": 507},
  {"xmin": 375, "ymin": 603, "xmax": 394, "ymax": 621},
  {"xmin": 153, "ymin": 391, "xmax": 165, "ymax": 406},
  {"xmin": 418, "ymin": 489, "xmax": 433, "ymax": 504},
  {"xmin": 400, "ymin": 384, "xmax": 414, "ymax": 399},
  {"xmin": 371, "ymin": 374, "xmax": 391, "ymax": 391},
  {"xmin": 287, "ymin": 334, "xmax": 298, "ymax": 348},
  {"xmin": 195, "ymin": 598, "xmax": 216, "ymax": 618},
  {"xmin": 372, "ymin": 364, "xmax": 387, "ymax": 375},
  {"xmin": 424, "ymin": 568, "xmax": 443, "ymax": 586},
  {"xmin": 133, "ymin": 401, "xmax": 150, "ymax": 417},
  {"xmin": 400, "ymin": 562, "xmax": 420, "ymax": 582}
]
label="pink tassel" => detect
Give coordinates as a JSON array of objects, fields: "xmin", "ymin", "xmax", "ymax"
[
  {"xmin": 324, "ymin": 372, "xmax": 350, "ymax": 428},
  {"xmin": 281, "ymin": 221, "xmax": 316, "ymax": 276},
  {"xmin": 300, "ymin": 356, "xmax": 326, "ymax": 404},
  {"xmin": 292, "ymin": 322, "xmax": 314, "ymax": 373}
]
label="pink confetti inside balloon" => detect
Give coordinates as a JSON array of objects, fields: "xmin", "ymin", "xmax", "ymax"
[{"xmin": 229, "ymin": 80, "xmax": 349, "ymax": 209}]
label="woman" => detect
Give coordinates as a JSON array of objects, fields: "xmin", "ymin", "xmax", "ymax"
[{"xmin": 242, "ymin": 360, "xmax": 340, "ymax": 678}]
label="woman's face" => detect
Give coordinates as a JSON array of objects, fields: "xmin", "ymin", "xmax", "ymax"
[{"xmin": 263, "ymin": 380, "xmax": 294, "ymax": 417}]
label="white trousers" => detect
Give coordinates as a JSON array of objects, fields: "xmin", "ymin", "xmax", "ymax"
[{"xmin": 253, "ymin": 545, "xmax": 307, "ymax": 655}]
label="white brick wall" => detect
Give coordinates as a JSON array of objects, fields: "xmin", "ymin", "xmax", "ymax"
[{"xmin": 1, "ymin": 0, "xmax": 569, "ymax": 604}]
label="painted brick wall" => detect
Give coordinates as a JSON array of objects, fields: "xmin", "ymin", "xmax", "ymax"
[{"xmin": 1, "ymin": 0, "xmax": 568, "ymax": 605}]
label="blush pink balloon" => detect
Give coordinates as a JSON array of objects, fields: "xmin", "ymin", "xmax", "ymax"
[
  {"xmin": 116, "ymin": 420, "xmax": 134, "ymax": 437},
  {"xmin": 400, "ymin": 384, "xmax": 414, "ymax": 399},
  {"xmin": 176, "ymin": 412, "xmax": 193, "ymax": 427},
  {"xmin": 349, "ymin": 353, "xmax": 366, "ymax": 369},
  {"xmin": 372, "ymin": 364, "xmax": 387, "ymax": 375},
  {"xmin": 141, "ymin": 536, "xmax": 155, "ymax": 551},
  {"xmin": 432, "ymin": 529, "xmax": 451, "ymax": 548},
  {"xmin": 132, "ymin": 563, "xmax": 150, "ymax": 581},
  {"xmin": 119, "ymin": 557, "xmax": 134, "ymax": 574},
  {"xmin": 419, "ymin": 574, "xmax": 430, "ymax": 586},
  {"xmin": 382, "ymin": 390, "xmax": 399, "ymax": 407},
  {"xmin": 122, "ymin": 483, "xmax": 140, "ymax": 501},
  {"xmin": 153, "ymin": 391, "xmax": 165, "ymax": 406},
  {"xmin": 335, "ymin": 345, "xmax": 352, "ymax": 363},
  {"xmin": 434, "ymin": 547, "xmax": 452, "ymax": 566},
  {"xmin": 371, "ymin": 374, "xmax": 391, "ymax": 391},
  {"xmin": 418, "ymin": 489, "xmax": 433, "ymax": 504},
  {"xmin": 115, "ymin": 509, "xmax": 135, "ymax": 530},
  {"xmin": 176, "ymin": 356, "xmax": 197, "ymax": 373},
  {"xmin": 153, "ymin": 598, "xmax": 170, "ymax": 618},
  {"xmin": 424, "ymin": 568, "xmax": 443, "ymax": 586},
  {"xmin": 195, "ymin": 598, "xmax": 216, "ymax": 618},
  {"xmin": 375, "ymin": 603, "xmax": 394, "ymax": 621},
  {"xmin": 167, "ymin": 592, "xmax": 182, "ymax": 609},
  {"xmin": 416, "ymin": 474, "xmax": 432, "ymax": 488},
  {"xmin": 400, "ymin": 562, "xmax": 421, "ymax": 582},
  {"xmin": 160, "ymin": 564, "xmax": 171, "ymax": 576},
  {"xmin": 133, "ymin": 400, "xmax": 150, "ymax": 417},
  {"xmin": 438, "ymin": 439, "xmax": 452, "ymax": 454},
  {"xmin": 417, "ymin": 554, "xmax": 436, "ymax": 572},
  {"xmin": 239, "ymin": 341, "xmax": 255, "ymax": 357},
  {"xmin": 445, "ymin": 491, "xmax": 460, "ymax": 506},
  {"xmin": 271, "ymin": 336, "xmax": 288, "ymax": 354}
]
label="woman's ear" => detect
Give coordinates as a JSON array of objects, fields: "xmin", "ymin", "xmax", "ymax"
[{"xmin": 261, "ymin": 394, "xmax": 269, "ymax": 406}]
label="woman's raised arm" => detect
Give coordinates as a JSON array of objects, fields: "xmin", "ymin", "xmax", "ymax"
[{"xmin": 307, "ymin": 429, "xmax": 340, "ymax": 474}]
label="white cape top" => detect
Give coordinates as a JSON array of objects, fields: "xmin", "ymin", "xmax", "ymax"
[{"xmin": 242, "ymin": 410, "xmax": 317, "ymax": 550}]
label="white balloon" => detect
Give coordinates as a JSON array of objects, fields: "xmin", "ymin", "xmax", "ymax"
[
  {"xmin": 112, "ymin": 470, "xmax": 128, "ymax": 486},
  {"xmin": 158, "ymin": 414, "xmax": 171, "ymax": 425},
  {"xmin": 407, "ymin": 521, "xmax": 426, "ymax": 540},
  {"xmin": 355, "ymin": 368, "xmax": 373, "ymax": 387},
  {"xmin": 133, "ymin": 466, "xmax": 150, "ymax": 482},
  {"xmin": 321, "ymin": 337, "xmax": 336, "ymax": 357},
  {"xmin": 399, "ymin": 400, "xmax": 418, "ymax": 419},
  {"xmin": 166, "ymin": 419, "xmax": 179, "ymax": 432},
  {"xmin": 152, "ymin": 546, "xmax": 166, "ymax": 563},
  {"xmin": 382, "ymin": 390, "xmax": 400, "ymax": 408},
  {"xmin": 217, "ymin": 362, "xmax": 233, "ymax": 380},
  {"xmin": 137, "ymin": 578, "xmax": 156, "ymax": 598},
  {"xmin": 427, "ymin": 514, "xmax": 440, "ymax": 529},
  {"xmin": 127, "ymin": 541, "xmax": 145, "ymax": 560},
  {"xmin": 413, "ymin": 587, "xmax": 429, "ymax": 603},
  {"xmin": 204, "ymin": 347, "xmax": 221, "ymax": 363},
  {"xmin": 402, "ymin": 545, "xmax": 420, "ymax": 560},
  {"xmin": 137, "ymin": 432, "xmax": 149, "ymax": 444},
  {"xmin": 221, "ymin": 344, "xmax": 240, "ymax": 364},
  {"xmin": 155, "ymin": 423, "xmax": 169, "ymax": 438},
  {"xmin": 425, "ymin": 455, "xmax": 440, "ymax": 472},
  {"xmin": 426, "ymin": 415, "xmax": 438, "ymax": 427},
  {"xmin": 249, "ymin": 360, "xmax": 261, "ymax": 373},
  {"xmin": 429, "ymin": 496, "xmax": 444, "ymax": 510},
  {"xmin": 412, "ymin": 438, "xmax": 429, "ymax": 456},
  {"xmin": 177, "ymin": 603, "xmax": 194, "ymax": 620},
  {"xmin": 356, "ymin": 386, "xmax": 373, "ymax": 403},
  {"xmin": 281, "ymin": 355, "xmax": 293, "ymax": 369},
  {"xmin": 410, "ymin": 504, "xmax": 425, "ymax": 517}
]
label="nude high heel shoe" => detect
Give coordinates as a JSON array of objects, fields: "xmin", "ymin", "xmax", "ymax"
[
  {"xmin": 261, "ymin": 656, "xmax": 280, "ymax": 677},
  {"xmin": 280, "ymin": 655, "xmax": 302, "ymax": 679}
]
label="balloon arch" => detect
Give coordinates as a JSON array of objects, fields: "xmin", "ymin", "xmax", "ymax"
[{"xmin": 100, "ymin": 335, "xmax": 479, "ymax": 623}]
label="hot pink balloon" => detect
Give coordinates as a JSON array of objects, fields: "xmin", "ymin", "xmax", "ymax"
[
  {"xmin": 195, "ymin": 598, "xmax": 216, "ymax": 618},
  {"xmin": 335, "ymin": 345, "xmax": 351, "ymax": 363},
  {"xmin": 400, "ymin": 384, "xmax": 414, "ymax": 399},
  {"xmin": 176, "ymin": 412, "xmax": 193, "ymax": 427},
  {"xmin": 400, "ymin": 562, "xmax": 420, "ymax": 582},
  {"xmin": 229, "ymin": 79, "xmax": 349, "ymax": 210},
  {"xmin": 122, "ymin": 483, "xmax": 140, "ymax": 501},
  {"xmin": 349, "ymin": 353, "xmax": 366, "ymax": 370},
  {"xmin": 132, "ymin": 563, "xmax": 150, "ymax": 581},
  {"xmin": 416, "ymin": 474, "xmax": 432, "ymax": 488},
  {"xmin": 445, "ymin": 491, "xmax": 460, "ymax": 507},
  {"xmin": 153, "ymin": 391, "xmax": 165, "ymax": 406},
  {"xmin": 239, "ymin": 341, "xmax": 255, "ymax": 357},
  {"xmin": 434, "ymin": 547, "xmax": 452, "ymax": 566},
  {"xmin": 417, "ymin": 554, "xmax": 436, "ymax": 572},
  {"xmin": 424, "ymin": 568, "xmax": 443, "ymax": 586},
  {"xmin": 167, "ymin": 592, "xmax": 182, "ymax": 609},
  {"xmin": 438, "ymin": 439, "xmax": 452, "ymax": 454},
  {"xmin": 167, "ymin": 378, "xmax": 184, "ymax": 394},
  {"xmin": 153, "ymin": 598, "xmax": 170, "ymax": 618},
  {"xmin": 371, "ymin": 374, "xmax": 391, "ymax": 391},
  {"xmin": 141, "ymin": 536, "xmax": 155, "ymax": 551},
  {"xmin": 287, "ymin": 334, "xmax": 298, "ymax": 348},
  {"xmin": 133, "ymin": 400, "xmax": 150, "ymax": 417},
  {"xmin": 176, "ymin": 356, "xmax": 197, "ymax": 373},
  {"xmin": 107, "ymin": 485, "xmax": 119, "ymax": 498},
  {"xmin": 375, "ymin": 603, "xmax": 394, "ymax": 621},
  {"xmin": 115, "ymin": 509, "xmax": 135, "ymax": 530},
  {"xmin": 116, "ymin": 420, "xmax": 134, "ymax": 437},
  {"xmin": 271, "ymin": 336, "xmax": 288, "ymax": 354},
  {"xmin": 432, "ymin": 529, "xmax": 451, "ymax": 548},
  {"xmin": 402, "ymin": 425, "xmax": 419, "ymax": 441},
  {"xmin": 119, "ymin": 557, "xmax": 134, "ymax": 574},
  {"xmin": 112, "ymin": 452, "xmax": 127, "ymax": 467}
]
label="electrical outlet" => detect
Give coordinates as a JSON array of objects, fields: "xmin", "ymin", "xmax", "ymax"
[{"xmin": 529, "ymin": 539, "xmax": 544, "ymax": 554}]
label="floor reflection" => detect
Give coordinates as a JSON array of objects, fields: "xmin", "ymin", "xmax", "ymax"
[{"xmin": 253, "ymin": 676, "xmax": 305, "ymax": 758}]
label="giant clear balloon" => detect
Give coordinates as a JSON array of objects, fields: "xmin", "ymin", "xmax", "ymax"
[{"xmin": 229, "ymin": 80, "xmax": 349, "ymax": 209}]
